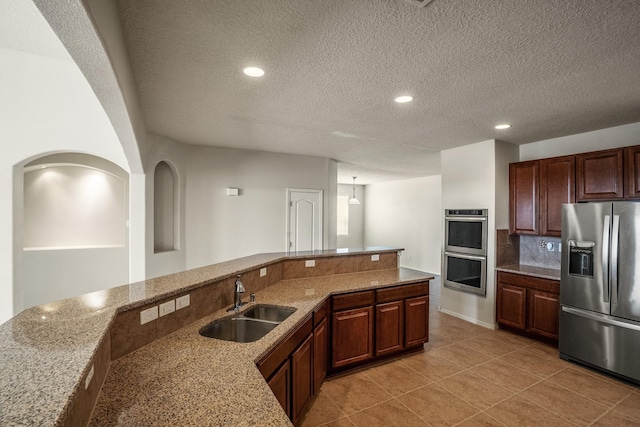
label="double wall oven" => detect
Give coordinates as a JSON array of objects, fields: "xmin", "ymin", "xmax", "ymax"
[{"xmin": 444, "ymin": 209, "xmax": 488, "ymax": 296}]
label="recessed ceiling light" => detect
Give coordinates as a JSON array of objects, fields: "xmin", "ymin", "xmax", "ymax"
[
  {"xmin": 243, "ymin": 67, "xmax": 264, "ymax": 77},
  {"xmin": 495, "ymin": 124, "xmax": 511, "ymax": 130},
  {"xmin": 394, "ymin": 95, "xmax": 414, "ymax": 103}
]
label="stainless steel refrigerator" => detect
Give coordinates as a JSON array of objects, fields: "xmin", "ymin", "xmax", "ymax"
[{"xmin": 560, "ymin": 202, "xmax": 640, "ymax": 385}]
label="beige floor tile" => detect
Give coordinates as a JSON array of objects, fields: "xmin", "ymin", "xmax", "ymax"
[
  {"xmin": 469, "ymin": 358, "xmax": 543, "ymax": 392},
  {"xmin": 320, "ymin": 417, "xmax": 356, "ymax": 427},
  {"xmin": 591, "ymin": 409, "xmax": 640, "ymax": 427},
  {"xmin": 431, "ymin": 323, "xmax": 483, "ymax": 341},
  {"xmin": 400, "ymin": 351, "xmax": 466, "ymax": 382},
  {"xmin": 363, "ymin": 360, "xmax": 431, "ymax": 396},
  {"xmin": 423, "ymin": 331, "xmax": 454, "ymax": 351},
  {"xmin": 436, "ymin": 370, "xmax": 513, "ymax": 410},
  {"xmin": 461, "ymin": 335, "xmax": 522, "ymax": 358},
  {"xmin": 455, "ymin": 412, "xmax": 507, "ymax": 427},
  {"xmin": 348, "ymin": 399, "xmax": 428, "ymax": 427},
  {"xmin": 547, "ymin": 367, "xmax": 633, "ymax": 407},
  {"xmin": 428, "ymin": 343, "xmax": 493, "ymax": 369},
  {"xmin": 519, "ymin": 380, "xmax": 609, "ymax": 426},
  {"xmin": 321, "ymin": 372, "xmax": 393, "ymax": 415},
  {"xmin": 398, "ymin": 383, "xmax": 480, "ymax": 426},
  {"xmin": 488, "ymin": 329, "xmax": 535, "ymax": 347},
  {"xmin": 485, "ymin": 395, "xmax": 577, "ymax": 427},
  {"xmin": 301, "ymin": 393, "xmax": 346, "ymax": 427},
  {"xmin": 499, "ymin": 349, "xmax": 567, "ymax": 377},
  {"xmin": 613, "ymin": 392, "xmax": 640, "ymax": 420}
]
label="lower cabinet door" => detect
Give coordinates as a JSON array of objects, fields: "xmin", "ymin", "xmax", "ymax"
[
  {"xmin": 313, "ymin": 317, "xmax": 327, "ymax": 394},
  {"xmin": 267, "ymin": 359, "xmax": 290, "ymax": 418},
  {"xmin": 497, "ymin": 284, "xmax": 527, "ymax": 330},
  {"xmin": 405, "ymin": 295, "xmax": 429, "ymax": 347},
  {"xmin": 291, "ymin": 334, "xmax": 314, "ymax": 425},
  {"xmin": 331, "ymin": 306, "xmax": 374, "ymax": 369},
  {"xmin": 375, "ymin": 301, "xmax": 404, "ymax": 356},
  {"xmin": 527, "ymin": 289, "xmax": 560, "ymax": 339}
]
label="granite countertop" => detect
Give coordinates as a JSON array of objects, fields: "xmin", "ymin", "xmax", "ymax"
[
  {"xmin": 89, "ymin": 267, "xmax": 433, "ymax": 426},
  {"xmin": 496, "ymin": 264, "xmax": 561, "ymax": 281},
  {"xmin": 0, "ymin": 247, "xmax": 413, "ymax": 426}
]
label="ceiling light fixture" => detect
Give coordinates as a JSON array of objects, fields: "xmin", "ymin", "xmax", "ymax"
[
  {"xmin": 394, "ymin": 95, "xmax": 414, "ymax": 104},
  {"xmin": 495, "ymin": 124, "xmax": 511, "ymax": 130},
  {"xmin": 243, "ymin": 67, "xmax": 265, "ymax": 77},
  {"xmin": 348, "ymin": 177, "xmax": 361, "ymax": 205}
]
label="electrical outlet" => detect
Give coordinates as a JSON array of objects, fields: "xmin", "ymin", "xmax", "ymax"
[
  {"xmin": 305, "ymin": 260, "xmax": 315, "ymax": 267},
  {"xmin": 371, "ymin": 280, "xmax": 379, "ymax": 286},
  {"xmin": 159, "ymin": 300, "xmax": 175, "ymax": 317},
  {"xmin": 84, "ymin": 364, "xmax": 94, "ymax": 390},
  {"xmin": 140, "ymin": 306, "xmax": 158, "ymax": 325},
  {"xmin": 176, "ymin": 294, "xmax": 190, "ymax": 310},
  {"xmin": 546, "ymin": 242, "xmax": 555, "ymax": 252},
  {"xmin": 371, "ymin": 254, "xmax": 380, "ymax": 261},
  {"xmin": 260, "ymin": 267, "xmax": 267, "ymax": 277},
  {"xmin": 305, "ymin": 288, "xmax": 315, "ymax": 296}
]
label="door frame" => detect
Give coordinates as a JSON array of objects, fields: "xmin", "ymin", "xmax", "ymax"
[{"xmin": 286, "ymin": 188, "xmax": 323, "ymax": 252}]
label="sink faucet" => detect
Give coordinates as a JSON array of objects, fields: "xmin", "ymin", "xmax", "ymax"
[{"xmin": 228, "ymin": 274, "xmax": 246, "ymax": 312}]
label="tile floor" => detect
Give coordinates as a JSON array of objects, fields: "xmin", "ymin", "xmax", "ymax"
[{"xmin": 301, "ymin": 277, "xmax": 640, "ymax": 427}]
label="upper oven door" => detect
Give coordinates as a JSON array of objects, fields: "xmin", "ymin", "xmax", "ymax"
[{"xmin": 445, "ymin": 215, "xmax": 487, "ymax": 256}]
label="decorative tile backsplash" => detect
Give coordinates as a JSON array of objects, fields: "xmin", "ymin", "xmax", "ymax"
[{"xmin": 519, "ymin": 235, "xmax": 561, "ymax": 269}]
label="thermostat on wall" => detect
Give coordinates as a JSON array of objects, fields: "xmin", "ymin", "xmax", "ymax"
[{"xmin": 226, "ymin": 188, "xmax": 239, "ymax": 196}]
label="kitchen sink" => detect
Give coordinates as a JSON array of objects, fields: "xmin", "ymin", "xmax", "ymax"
[
  {"xmin": 199, "ymin": 305, "xmax": 296, "ymax": 343},
  {"xmin": 242, "ymin": 305, "xmax": 296, "ymax": 323}
]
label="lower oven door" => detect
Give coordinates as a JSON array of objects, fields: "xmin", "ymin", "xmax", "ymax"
[{"xmin": 443, "ymin": 252, "xmax": 487, "ymax": 296}]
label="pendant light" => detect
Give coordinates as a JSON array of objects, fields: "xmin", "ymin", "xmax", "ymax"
[{"xmin": 348, "ymin": 176, "xmax": 361, "ymax": 205}]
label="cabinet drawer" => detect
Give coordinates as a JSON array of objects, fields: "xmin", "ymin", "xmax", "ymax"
[
  {"xmin": 375, "ymin": 282, "xmax": 428, "ymax": 303},
  {"xmin": 497, "ymin": 271, "xmax": 559, "ymax": 294},
  {"xmin": 313, "ymin": 299, "xmax": 328, "ymax": 326},
  {"xmin": 257, "ymin": 316, "xmax": 313, "ymax": 379},
  {"xmin": 331, "ymin": 290, "xmax": 374, "ymax": 311}
]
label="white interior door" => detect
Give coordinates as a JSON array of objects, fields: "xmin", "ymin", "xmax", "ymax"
[{"xmin": 287, "ymin": 189, "xmax": 323, "ymax": 252}]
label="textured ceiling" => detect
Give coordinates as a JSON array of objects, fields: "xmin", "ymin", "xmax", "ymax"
[{"xmin": 114, "ymin": 0, "xmax": 640, "ymax": 183}]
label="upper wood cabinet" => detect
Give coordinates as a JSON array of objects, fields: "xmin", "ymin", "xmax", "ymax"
[
  {"xmin": 625, "ymin": 145, "xmax": 640, "ymax": 199},
  {"xmin": 576, "ymin": 148, "xmax": 624, "ymax": 201},
  {"xmin": 509, "ymin": 160, "xmax": 539, "ymax": 235},
  {"xmin": 539, "ymin": 156, "xmax": 575, "ymax": 236}
]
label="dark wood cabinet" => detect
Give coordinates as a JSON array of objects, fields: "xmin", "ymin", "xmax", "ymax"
[
  {"xmin": 527, "ymin": 289, "xmax": 559, "ymax": 339},
  {"xmin": 331, "ymin": 306, "xmax": 374, "ymax": 369},
  {"xmin": 291, "ymin": 334, "xmax": 313, "ymax": 425},
  {"xmin": 267, "ymin": 359, "xmax": 290, "ymax": 418},
  {"xmin": 576, "ymin": 148, "xmax": 624, "ymax": 201},
  {"xmin": 375, "ymin": 301, "xmax": 403, "ymax": 356},
  {"xmin": 313, "ymin": 317, "xmax": 327, "ymax": 395},
  {"xmin": 497, "ymin": 271, "xmax": 559, "ymax": 342},
  {"xmin": 509, "ymin": 160, "xmax": 539, "ymax": 235},
  {"xmin": 625, "ymin": 145, "xmax": 640, "ymax": 199},
  {"xmin": 539, "ymin": 156, "xmax": 575, "ymax": 236},
  {"xmin": 405, "ymin": 295, "xmax": 429, "ymax": 347}
]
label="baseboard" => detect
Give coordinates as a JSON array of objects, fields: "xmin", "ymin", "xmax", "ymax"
[{"xmin": 438, "ymin": 307, "xmax": 497, "ymax": 330}]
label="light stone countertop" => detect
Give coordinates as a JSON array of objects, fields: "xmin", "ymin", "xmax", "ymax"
[
  {"xmin": 89, "ymin": 267, "xmax": 433, "ymax": 426},
  {"xmin": 496, "ymin": 264, "xmax": 561, "ymax": 281},
  {"xmin": 0, "ymin": 247, "xmax": 416, "ymax": 426}
]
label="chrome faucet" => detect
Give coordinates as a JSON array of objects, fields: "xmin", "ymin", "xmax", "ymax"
[{"xmin": 228, "ymin": 274, "xmax": 246, "ymax": 312}]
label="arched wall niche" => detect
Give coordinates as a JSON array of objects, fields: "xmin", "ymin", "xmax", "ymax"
[{"xmin": 153, "ymin": 160, "xmax": 180, "ymax": 253}]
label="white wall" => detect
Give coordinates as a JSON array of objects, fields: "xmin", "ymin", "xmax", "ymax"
[
  {"xmin": 337, "ymin": 184, "xmax": 364, "ymax": 249},
  {"xmin": 364, "ymin": 176, "xmax": 442, "ymax": 273},
  {"xmin": 520, "ymin": 122, "xmax": 640, "ymax": 161},
  {"xmin": 184, "ymin": 145, "xmax": 337, "ymax": 269},
  {"xmin": 440, "ymin": 140, "xmax": 518, "ymax": 328},
  {"xmin": 0, "ymin": 46, "xmax": 129, "ymax": 323}
]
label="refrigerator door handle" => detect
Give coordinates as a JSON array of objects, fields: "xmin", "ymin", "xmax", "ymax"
[
  {"xmin": 611, "ymin": 215, "xmax": 620, "ymax": 304},
  {"xmin": 562, "ymin": 306, "xmax": 640, "ymax": 332},
  {"xmin": 602, "ymin": 215, "xmax": 610, "ymax": 303}
]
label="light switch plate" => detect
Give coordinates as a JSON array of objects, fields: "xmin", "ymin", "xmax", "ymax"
[
  {"xmin": 371, "ymin": 254, "xmax": 380, "ymax": 261},
  {"xmin": 305, "ymin": 260, "xmax": 315, "ymax": 267},
  {"xmin": 260, "ymin": 267, "xmax": 267, "ymax": 277},
  {"xmin": 159, "ymin": 300, "xmax": 176, "ymax": 317},
  {"xmin": 140, "ymin": 306, "xmax": 158, "ymax": 325},
  {"xmin": 176, "ymin": 294, "xmax": 190, "ymax": 310},
  {"xmin": 84, "ymin": 364, "xmax": 94, "ymax": 390}
]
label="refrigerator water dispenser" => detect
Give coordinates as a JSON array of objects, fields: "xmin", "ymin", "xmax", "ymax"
[{"xmin": 568, "ymin": 241, "xmax": 594, "ymax": 278}]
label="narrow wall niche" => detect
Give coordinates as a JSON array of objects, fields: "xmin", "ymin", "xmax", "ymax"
[{"xmin": 154, "ymin": 161, "xmax": 178, "ymax": 253}]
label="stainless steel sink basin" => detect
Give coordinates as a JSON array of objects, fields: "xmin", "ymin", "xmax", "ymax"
[
  {"xmin": 242, "ymin": 305, "xmax": 296, "ymax": 323},
  {"xmin": 199, "ymin": 305, "xmax": 296, "ymax": 343},
  {"xmin": 199, "ymin": 317, "xmax": 278, "ymax": 343}
]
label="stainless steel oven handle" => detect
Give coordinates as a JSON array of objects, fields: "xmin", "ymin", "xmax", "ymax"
[
  {"xmin": 602, "ymin": 215, "xmax": 610, "ymax": 303},
  {"xmin": 445, "ymin": 217, "xmax": 486, "ymax": 221},
  {"xmin": 562, "ymin": 306, "xmax": 640, "ymax": 332},
  {"xmin": 611, "ymin": 215, "xmax": 620, "ymax": 304},
  {"xmin": 444, "ymin": 251, "xmax": 486, "ymax": 261}
]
